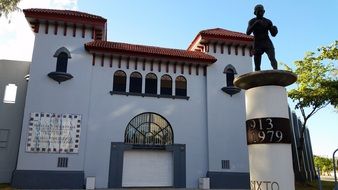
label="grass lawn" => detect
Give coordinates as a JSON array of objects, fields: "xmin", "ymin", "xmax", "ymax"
[
  {"xmin": 296, "ymin": 180, "xmax": 335, "ymax": 190},
  {"xmin": 0, "ymin": 183, "xmax": 12, "ymax": 190}
]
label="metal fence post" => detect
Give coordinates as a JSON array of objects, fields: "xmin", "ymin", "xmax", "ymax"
[
  {"xmin": 317, "ymin": 167, "xmax": 322, "ymax": 190},
  {"xmin": 333, "ymin": 148, "xmax": 338, "ymax": 190}
]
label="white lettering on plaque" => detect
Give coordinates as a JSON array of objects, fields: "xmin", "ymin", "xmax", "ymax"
[
  {"xmin": 250, "ymin": 180, "xmax": 279, "ymax": 190},
  {"xmin": 26, "ymin": 112, "xmax": 81, "ymax": 153}
]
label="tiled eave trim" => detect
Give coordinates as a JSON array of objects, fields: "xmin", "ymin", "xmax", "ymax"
[
  {"xmin": 201, "ymin": 35, "xmax": 254, "ymax": 47},
  {"xmin": 188, "ymin": 34, "xmax": 253, "ymax": 51},
  {"xmin": 24, "ymin": 12, "xmax": 106, "ymax": 28},
  {"xmin": 84, "ymin": 41, "xmax": 217, "ymax": 65},
  {"xmin": 201, "ymin": 33, "xmax": 253, "ymax": 42},
  {"xmin": 86, "ymin": 49, "xmax": 215, "ymax": 66},
  {"xmin": 110, "ymin": 91, "xmax": 190, "ymax": 100}
]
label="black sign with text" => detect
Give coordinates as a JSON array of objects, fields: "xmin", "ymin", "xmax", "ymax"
[{"xmin": 246, "ymin": 117, "xmax": 291, "ymax": 145}]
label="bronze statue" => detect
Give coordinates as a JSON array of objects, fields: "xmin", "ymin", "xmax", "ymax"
[{"xmin": 246, "ymin": 4, "xmax": 278, "ymax": 71}]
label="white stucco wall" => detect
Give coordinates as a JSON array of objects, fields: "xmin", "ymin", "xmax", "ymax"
[
  {"xmin": 16, "ymin": 22, "xmax": 254, "ymax": 188},
  {"xmin": 206, "ymin": 45, "xmax": 252, "ymax": 173},
  {"xmin": 16, "ymin": 24, "xmax": 94, "ymax": 171},
  {"xmin": 83, "ymin": 59, "xmax": 209, "ymax": 188}
]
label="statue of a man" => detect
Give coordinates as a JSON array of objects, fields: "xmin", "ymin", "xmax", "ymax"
[{"xmin": 246, "ymin": 4, "xmax": 278, "ymax": 71}]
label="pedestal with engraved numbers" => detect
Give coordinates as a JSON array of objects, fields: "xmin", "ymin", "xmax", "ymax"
[{"xmin": 234, "ymin": 70, "xmax": 297, "ymax": 190}]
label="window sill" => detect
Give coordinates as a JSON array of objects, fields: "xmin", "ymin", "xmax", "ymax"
[
  {"xmin": 47, "ymin": 72, "xmax": 73, "ymax": 84},
  {"xmin": 109, "ymin": 91, "xmax": 190, "ymax": 100},
  {"xmin": 221, "ymin": 86, "xmax": 241, "ymax": 96}
]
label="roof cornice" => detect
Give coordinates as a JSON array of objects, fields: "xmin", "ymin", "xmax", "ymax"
[
  {"xmin": 85, "ymin": 41, "xmax": 217, "ymax": 65},
  {"xmin": 188, "ymin": 28, "xmax": 253, "ymax": 51},
  {"xmin": 23, "ymin": 8, "xmax": 107, "ymax": 28}
]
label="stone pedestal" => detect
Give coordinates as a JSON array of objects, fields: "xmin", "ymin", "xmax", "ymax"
[{"xmin": 234, "ymin": 70, "xmax": 297, "ymax": 190}]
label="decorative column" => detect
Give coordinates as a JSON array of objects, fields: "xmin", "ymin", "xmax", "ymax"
[{"xmin": 234, "ymin": 70, "xmax": 297, "ymax": 190}]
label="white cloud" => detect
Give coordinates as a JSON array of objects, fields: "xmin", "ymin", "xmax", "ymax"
[{"xmin": 0, "ymin": 0, "xmax": 78, "ymax": 61}]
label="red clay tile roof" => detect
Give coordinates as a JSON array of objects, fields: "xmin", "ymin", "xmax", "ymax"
[
  {"xmin": 188, "ymin": 28, "xmax": 253, "ymax": 50},
  {"xmin": 23, "ymin": 8, "xmax": 106, "ymax": 25},
  {"xmin": 200, "ymin": 28, "xmax": 253, "ymax": 41},
  {"xmin": 85, "ymin": 41, "xmax": 217, "ymax": 64}
]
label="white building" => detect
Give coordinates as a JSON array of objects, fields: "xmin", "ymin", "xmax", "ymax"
[{"xmin": 10, "ymin": 8, "xmax": 255, "ymax": 189}]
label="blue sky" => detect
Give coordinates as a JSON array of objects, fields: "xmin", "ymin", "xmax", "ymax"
[{"xmin": 0, "ymin": 0, "xmax": 337, "ymax": 157}]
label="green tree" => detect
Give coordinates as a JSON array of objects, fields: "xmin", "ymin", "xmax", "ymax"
[
  {"xmin": 314, "ymin": 156, "xmax": 334, "ymax": 175},
  {"xmin": 0, "ymin": 0, "xmax": 21, "ymax": 17},
  {"xmin": 283, "ymin": 41, "xmax": 337, "ymax": 181},
  {"xmin": 283, "ymin": 41, "xmax": 338, "ymax": 136}
]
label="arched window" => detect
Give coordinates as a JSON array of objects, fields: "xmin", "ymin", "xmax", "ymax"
[
  {"xmin": 221, "ymin": 65, "xmax": 241, "ymax": 96},
  {"xmin": 129, "ymin": 72, "xmax": 142, "ymax": 93},
  {"xmin": 113, "ymin": 70, "xmax": 127, "ymax": 92},
  {"xmin": 54, "ymin": 47, "xmax": 71, "ymax": 73},
  {"xmin": 175, "ymin": 76, "xmax": 187, "ymax": 96},
  {"xmin": 160, "ymin": 75, "xmax": 172, "ymax": 95},
  {"xmin": 145, "ymin": 73, "xmax": 157, "ymax": 94},
  {"xmin": 56, "ymin": 52, "xmax": 69, "ymax": 72},
  {"xmin": 226, "ymin": 68, "xmax": 235, "ymax": 86},
  {"xmin": 224, "ymin": 65, "xmax": 237, "ymax": 87},
  {"xmin": 124, "ymin": 112, "xmax": 173, "ymax": 145}
]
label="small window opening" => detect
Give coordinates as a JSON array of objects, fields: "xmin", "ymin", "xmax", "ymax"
[
  {"xmin": 53, "ymin": 47, "xmax": 71, "ymax": 73},
  {"xmin": 175, "ymin": 76, "xmax": 187, "ymax": 96},
  {"xmin": 49, "ymin": 47, "xmax": 73, "ymax": 83},
  {"xmin": 224, "ymin": 65, "xmax": 237, "ymax": 87},
  {"xmin": 160, "ymin": 75, "xmax": 172, "ymax": 95},
  {"xmin": 226, "ymin": 68, "xmax": 235, "ymax": 87},
  {"xmin": 3, "ymin": 84, "xmax": 17, "ymax": 104},
  {"xmin": 113, "ymin": 70, "xmax": 127, "ymax": 92},
  {"xmin": 145, "ymin": 73, "xmax": 157, "ymax": 94},
  {"xmin": 56, "ymin": 52, "xmax": 69, "ymax": 72},
  {"xmin": 129, "ymin": 72, "xmax": 142, "ymax": 93},
  {"xmin": 222, "ymin": 65, "xmax": 240, "ymax": 96}
]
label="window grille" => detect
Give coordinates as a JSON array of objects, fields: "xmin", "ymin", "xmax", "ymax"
[
  {"xmin": 175, "ymin": 76, "xmax": 187, "ymax": 96},
  {"xmin": 225, "ymin": 68, "xmax": 235, "ymax": 86},
  {"xmin": 113, "ymin": 70, "xmax": 127, "ymax": 92},
  {"xmin": 56, "ymin": 52, "xmax": 69, "ymax": 72},
  {"xmin": 160, "ymin": 75, "xmax": 172, "ymax": 95},
  {"xmin": 124, "ymin": 113, "xmax": 173, "ymax": 145},
  {"xmin": 145, "ymin": 73, "xmax": 157, "ymax": 94},
  {"xmin": 129, "ymin": 72, "xmax": 142, "ymax": 93},
  {"xmin": 57, "ymin": 157, "xmax": 68, "ymax": 168},
  {"xmin": 221, "ymin": 160, "xmax": 230, "ymax": 169},
  {"xmin": 224, "ymin": 65, "xmax": 237, "ymax": 87},
  {"xmin": 54, "ymin": 47, "xmax": 71, "ymax": 73}
]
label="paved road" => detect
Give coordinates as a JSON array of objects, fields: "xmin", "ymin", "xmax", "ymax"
[{"xmin": 320, "ymin": 175, "xmax": 335, "ymax": 182}]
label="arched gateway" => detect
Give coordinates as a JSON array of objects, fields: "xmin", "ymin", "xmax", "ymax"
[{"xmin": 108, "ymin": 113, "xmax": 185, "ymax": 188}]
